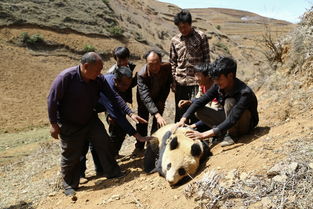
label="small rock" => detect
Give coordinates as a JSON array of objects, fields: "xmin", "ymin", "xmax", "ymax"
[
  {"xmin": 110, "ymin": 194, "xmax": 120, "ymax": 200},
  {"xmin": 267, "ymin": 163, "xmax": 284, "ymax": 177},
  {"xmin": 71, "ymin": 195, "xmax": 78, "ymax": 202},
  {"xmin": 174, "ymin": 195, "xmax": 179, "ymax": 200},
  {"xmin": 226, "ymin": 169, "xmax": 238, "ymax": 180},
  {"xmin": 272, "ymin": 174, "xmax": 288, "ymax": 183},
  {"xmin": 240, "ymin": 172, "xmax": 249, "ymax": 181},
  {"xmin": 48, "ymin": 192, "xmax": 57, "ymax": 197},
  {"xmin": 309, "ymin": 163, "xmax": 313, "ymax": 169},
  {"xmin": 286, "ymin": 162, "xmax": 298, "ymax": 174}
]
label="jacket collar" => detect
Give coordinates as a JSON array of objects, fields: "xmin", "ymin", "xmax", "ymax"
[{"xmin": 179, "ymin": 28, "xmax": 196, "ymax": 40}]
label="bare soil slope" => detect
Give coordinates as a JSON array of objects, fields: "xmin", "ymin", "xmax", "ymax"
[{"xmin": 1, "ymin": 0, "xmax": 312, "ymax": 209}]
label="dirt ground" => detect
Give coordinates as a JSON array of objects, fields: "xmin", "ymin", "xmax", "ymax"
[{"xmin": 0, "ymin": 1, "xmax": 312, "ymax": 209}]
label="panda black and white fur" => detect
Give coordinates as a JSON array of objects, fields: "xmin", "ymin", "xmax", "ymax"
[{"xmin": 144, "ymin": 124, "xmax": 212, "ymax": 185}]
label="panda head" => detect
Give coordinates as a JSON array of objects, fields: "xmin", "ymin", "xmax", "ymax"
[{"xmin": 160, "ymin": 130, "xmax": 208, "ymax": 185}]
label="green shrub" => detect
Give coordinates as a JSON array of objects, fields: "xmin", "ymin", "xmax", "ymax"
[
  {"xmin": 20, "ymin": 32, "xmax": 30, "ymax": 43},
  {"xmin": 83, "ymin": 44, "xmax": 96, "ymax": 53},
  {"xmin": 107, "ymin": 26, "xmax": 124, "ymax": 37},
  {"xmin": 20, "ymin": 32, "xmax": 44, "ymax": 45},
  {"xmin": 29, "ymin": 34, "xmax": 43, "ymax": 44},
  {"xmin": 216, "ymin": 25, "xmax": 221, "ymax": 30}
]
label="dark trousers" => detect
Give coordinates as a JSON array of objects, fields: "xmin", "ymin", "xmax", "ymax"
[
  {"xmin": 80, "ymin": 141, "xmax": 103, "ymax": 177},
  {"xmin": 80, "ymin": 119, "xmax": 127, "ymax": 177},
  {"xmin": 195, "ymin": 98, "xmax": 252, "ymax": 138},
  {"xmin": 136, "ymin": 101, "xmax": 164, "ymax": 150},
  {"xmin": 174, "ymin": 84, "xmax": 198, "ymax": 123},
  {"xmin": 107, "ymin": 121, "xmax": 127, "ymax": 156},
  {"xmin": 60, "ymin": 117, "xmax": 121, "ymax": 189}
]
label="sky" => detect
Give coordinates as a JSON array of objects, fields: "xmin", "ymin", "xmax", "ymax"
[{"xmin": 158, "ymin": 0, "xmax": 312, "ymax": 23}]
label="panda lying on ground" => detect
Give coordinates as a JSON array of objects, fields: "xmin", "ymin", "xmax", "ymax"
[{"xmin": 144, "ymin": 124, "xmax": 212, "ymax": 185}]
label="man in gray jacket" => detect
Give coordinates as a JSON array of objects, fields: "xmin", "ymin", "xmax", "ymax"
[{"xmin": 135, "ymin": 50, "xmax": 172, "ymax": 155}]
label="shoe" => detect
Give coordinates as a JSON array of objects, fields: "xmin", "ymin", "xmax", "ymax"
[
  {"xmin": 220, "ymin": 135, "xmax": 235, "ymax": 147},
  {"xmin": 96, "ymin": 171, "xmax": 104, "ymax": 178},
  {"xmin": 211, "ymin": 135, "xmax": 223, "ymax": 145},
  {"xmin": 116, "ymin": 170, "xmax": 129, "ymax": 179},
  {"xmin": 64, "ymin": 187, "xmax": 76, "ymax": 196},
  {"xmin": 130, "ymin": 148, "xmax": 144, "ymax": 158},
  {"xmin": 79, "ymin": 177, "xmax": 88, "ymax": 184},
  {"xmin": 115, "ymin": 154, "xmax": 125, "ymax": 159},
  {"xmin": 108, "ymin": 170, "xmax": 130, "ymax": 179}
]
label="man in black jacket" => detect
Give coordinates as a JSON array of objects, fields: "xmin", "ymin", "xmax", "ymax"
[
  {"xmin": 177, "ymin": 57, "xmax": 258, "ymax": 147},
  {"xmin": 135, "ymin": 50, "xmax": 172, "ymax": 154}
]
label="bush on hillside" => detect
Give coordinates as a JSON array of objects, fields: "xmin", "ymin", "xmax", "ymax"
[
  {"xmin": 82, "ymin": 44, "xmax": 96, "ymax": 53},
  {"xmin": 286, "ymin": 5, "xmax": 313, "ymax": 75},
  {"xmin": 300, "ymin": 6, "xmax": 313, "ymax": 26},
  {"xmin": 107, "ymin": 25, "xmax": 124, "ymax": 37},
  {"xmin": 258, "ymin": 25, "xmax": 284, "ymax": 68},
  {"xmin": 20, "ymin": 32, "xmax": 44, "ymax": 45}
]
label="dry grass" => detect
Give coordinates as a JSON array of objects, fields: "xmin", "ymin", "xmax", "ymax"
[
  {"xmin": 0, "ymin": 140, "xmax": 62, "ymax": 209},
  {"xmin": 184, "ymin": 136, "xmax": 313, "ymax": 209}
]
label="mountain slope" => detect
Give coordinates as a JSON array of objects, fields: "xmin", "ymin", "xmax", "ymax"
[{"xmin": 1, "ymin": 1, "xmax": 313, "ymax": 209}]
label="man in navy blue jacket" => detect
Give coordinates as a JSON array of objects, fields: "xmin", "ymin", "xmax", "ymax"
[{"xmin": 80, "ymin": 66, "xmax": 152, "ymax": 178}]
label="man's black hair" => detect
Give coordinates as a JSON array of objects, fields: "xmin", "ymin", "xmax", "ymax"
[
  {"xmin": 113, "ymin": 66, "xmax": 132, "ymax": 81},
  {"xmin": 194, "ymin": 63, "xmax": 212, "ymax": 77},
  {"xmin": 113, "ymin": 47, "xmax": 130, "ymax": 60},
  {"xmin": 210, "ymin": 57, "xmax": 237, "ymax": 78},
  {"xmin": 174, "ymin": 9, "xmax": 192, "ymax": 26},
  {"xmin": 143, "ymin": 49, "xmax": 162, "ymax": 62}
]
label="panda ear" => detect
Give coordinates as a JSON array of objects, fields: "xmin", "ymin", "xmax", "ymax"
[
  {"xmin": 170, "ymin": 136, "xmax": 179, "ymax": 150},
  {"xmin": 191, "ymin": 143, "xmax": 202, "ymax": 156}
]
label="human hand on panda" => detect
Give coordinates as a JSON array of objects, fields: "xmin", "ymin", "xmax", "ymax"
[
  {"xmin": 186, "ymin": 130, "xmax": 206, "ymax": 140},
  {"xmin": 171, "ymin": 117, "xmax": 187, "ymax": 133},
  {"xmin": 186, "ymin": 129, "xmax": 215, "ymax": 140},
  {"xmin": 155, "ymin": 113, "xmax": 166, "ymax": 127},
  {"xmin": 176, "ymin": 117, "xmax": 187, "ymax": 127}
]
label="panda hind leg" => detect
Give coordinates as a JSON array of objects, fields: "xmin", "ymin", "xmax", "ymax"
[
  {"xmin": 143, "ymin": 140, "xmax": 160, "ymax": 173},
  {"xmin": 200, "ymin": 141, "xmax": 212, "ymax": 164}
]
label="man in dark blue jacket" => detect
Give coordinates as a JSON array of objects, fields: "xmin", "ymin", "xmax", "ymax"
[
  {"xmin": 80, "ymin": 66, "xmax": 152, "ymax": 179},
  {"xmin": 177, "ymin": 57, "xmax": 258, "ymax": 147}
]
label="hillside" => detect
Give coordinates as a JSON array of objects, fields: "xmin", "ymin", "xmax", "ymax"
[{"xmin": 0, "ymin": 0, "xmax": 312, "ymax": 208}]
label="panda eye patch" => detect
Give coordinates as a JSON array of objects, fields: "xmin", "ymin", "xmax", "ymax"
[
  {"xmin": 178, "ymin": 167, "xmax": 186, "ymax": 176},
  {"xmin": 170, "ymin": 136, "xmax": 178, "ymax": 150},
  {"xmin": 191, "ymin": 143, "xmax": 201, "ymax": 156},
  {"xmin": 167, "ymin": 163, "xmax": 171, "ymax": 170}
]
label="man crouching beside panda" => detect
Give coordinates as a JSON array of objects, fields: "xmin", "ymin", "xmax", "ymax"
[{"xmin": 144, "ymin": 57, "xmax": 259, "ymax": 186}]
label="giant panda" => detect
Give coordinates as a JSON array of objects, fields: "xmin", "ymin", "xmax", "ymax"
[{"xmin": 144, "ymin": 124, "xmax": 212, "ymax": 185}]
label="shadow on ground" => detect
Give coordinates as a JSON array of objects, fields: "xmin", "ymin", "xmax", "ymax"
[{"xmin": 6, "ymin": 201, "xmax": 35, "ymax": 209}]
